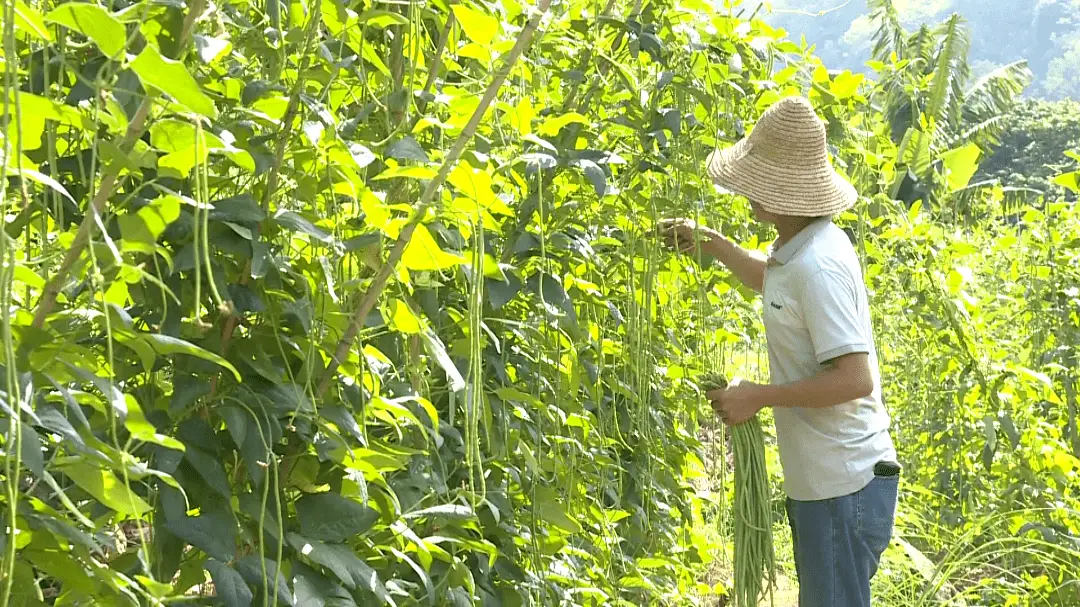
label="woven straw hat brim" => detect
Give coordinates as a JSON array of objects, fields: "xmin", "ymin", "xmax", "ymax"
[{"xmin": 705, "ymin": 139, "xmax": 858, "ymax": 217}]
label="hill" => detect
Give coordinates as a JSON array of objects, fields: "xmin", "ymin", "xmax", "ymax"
[{"xmin": 766, "ymin": 0, "xmax": 1080, "ymax": 99}]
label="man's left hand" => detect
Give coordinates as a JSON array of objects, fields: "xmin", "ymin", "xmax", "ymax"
[{"xmin": 707, "ymin": 378, "xmax": 766, "ymax": 426}]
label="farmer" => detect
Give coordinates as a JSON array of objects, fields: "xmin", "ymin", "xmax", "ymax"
[{"xmin": 658, "ymin": 96, "xmax": 900, "ymax": 607}]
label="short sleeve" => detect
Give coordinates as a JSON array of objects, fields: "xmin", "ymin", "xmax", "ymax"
[{"xmin": 798, "ymin": 268, "xmax": 871, "ymax": 364}]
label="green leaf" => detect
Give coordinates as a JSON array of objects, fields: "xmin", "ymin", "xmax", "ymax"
[
  {"xmin": 45, "ymin": 3, "xmax": 125, "ymax": 56},
  {"xmin": 119, "ymin": 195, "xmax": 181, "ymax": 248},
  {"xmin": 402, "ymin": 224, "xmax": 465, "ymax": 271},
  {"xmin": 275, "ymin": 210, "xmax": 334, "ymax": 243},
  {"xmin": 165, "ymin": 510, "xmax": 238, "ymax": 562},
  {"xmin": 0, "ymin": 420, "xmax": 44, "ymax": 478},
  {"xmin": 194, "ymin": 33, "xmax": 232, "ymax": 64},
  {"xmin": 287, "ymin": 533, "xmax": 390, "ymax": 601},
  {"xmin": 450, "ymin": 5, "xmax": 499, "ymax": 45},
  {"xmin": 830, "ymin": 70, "xmax": 864, "ymax": 99},
  {"xmin": 385, "ymin": 299, "xmax": 426, "ymax": 334},
  {"xmin": 15, "ymin": 0, "xmax": 51, "ymax": 41},
  {"xmin": 150, "ymin": 118, "xmax": 225, "ymax": 152},
  {"xmin": 355, "ymin": 8, "xmax": 408, "ymax": 27},
  {"xmin": 60, "ymin": 461, "xmax": 152, "ymax": 516},
  {"xmin": 124, "ymin": 396, "xmax": 185, "ymax": 451},
  {"xmin": 537, "ymin": 499, "xmax": 582, "ymax": 534},
  {"xmin": 142, "ymin": 333, "xmax": 242, "ymax": 380},
  {"xmin": 184, "ymin": 446, "xmax": 232, "ymax": 498},
  {"xmin": 233, "ymin": 557, "xmax": 293, "ymax": 606},
  {"xmin": 12, "ymin": 167, "xmax": 76, "ymax": 203},
  {"xmin": 402, "ymin": 504, "xmax": 475, "ymax": 521},
  {"xmin": 537, "ymin": 112, "xmax": 590, "ymax": 137},
  {"xmin": 1052, "ymin": 170, "xmax": 1080, "ymax": 193},
  {"xmin": 293, "ymin": 562, "xmax": 355, "ymax": 607},
  {"xmin": 386, "ymin": 136, "xmax": 430, "ymax": 162},
  {"xmin": 130, "ymin": 44, "xmax": 218, "ymax": 118},
  {"xmin": 420, "ymin": 330, "xmax": 466, "ymax": 392},
  {"xmin": 898, "ymin": 127, "xmax": 932, "ymax": 175},
  {"xmin": 940, "ymin": 143, "xmax": 982, "ymax": 192},
  {"xmin": 535, "ymin": 487, "xmax": 581, "ymax": 534},
  {"xmin": 295, "ymin": 492, "xmax": 379, "ymax": 542},
  {"xmin": 206, "ymin": 560, "xmax": 254, "ymax": 607}
]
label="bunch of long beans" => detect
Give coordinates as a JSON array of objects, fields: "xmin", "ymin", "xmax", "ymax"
[{"xmin": 701, "ymin": 373, "xmax": 776, "ymax": 607}]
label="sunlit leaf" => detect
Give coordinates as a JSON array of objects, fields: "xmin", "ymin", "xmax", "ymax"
[
  {"xmin": 451, "ymin": 4, "xmax": 499, "ymax": 45},
  {"xmin": 118, "ymin": 195, "xmax": 181, "ymax": 248},
  {"xmin": 130, "ymin": 44, "xmax": 218, "ymax": 118},
  {"xmin": 385, "ymin": 299, "xmax": 426, "ymax": 334},
  {"xmin": 401, "ymin": 224, "xmax": 465, "ymax": 271},
  {"xmin": 45, "ymin": 3, "xmax": 125, "ymax": 56},
  {"xmin": 60, "ymin": 461, "xmax": 152, "ymax": 516},
  {"xmin": 940, "ymin": 143, "xmax": 982, "ymax": 191},
  {"xmin": 15, "ymin": 0, "xmax": 51, "ymax": 41}
]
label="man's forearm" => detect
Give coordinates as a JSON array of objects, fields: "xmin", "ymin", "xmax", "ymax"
[
  {"xmin": 706, "ymin": 235, "xmax": 767, "ymax": 292},
  {"xmin": 756, "ymin": 365, "xmax": 873, "ymax": 410}
]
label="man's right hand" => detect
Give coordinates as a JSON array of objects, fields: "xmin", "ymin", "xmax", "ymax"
[
  {"xmin": 656, "ymin": 217, "xmax": 766, "ymax": 292},
  {"xmin": 656, "ymin": 218, "xmax": 719, "ymax": 257}
]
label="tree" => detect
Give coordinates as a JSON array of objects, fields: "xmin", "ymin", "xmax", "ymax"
[{"xmin": 867, "ymin": 0, "xmax": 1032, "ymax": 207}]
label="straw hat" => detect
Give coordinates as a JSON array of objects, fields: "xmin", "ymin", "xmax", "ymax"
[{"xmin": 705, "ymin": 96, "xmax": 858, "ymax": 217}]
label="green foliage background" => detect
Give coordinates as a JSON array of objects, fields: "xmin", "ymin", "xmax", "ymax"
[{"xmin": 0, "ymin": 0, "xmax": 1078, "ymax": 606}]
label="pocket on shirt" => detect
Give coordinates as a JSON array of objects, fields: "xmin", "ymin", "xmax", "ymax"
[{"xmin": 764, "ymin": 291, "xmax": 802, "ymax": 328}]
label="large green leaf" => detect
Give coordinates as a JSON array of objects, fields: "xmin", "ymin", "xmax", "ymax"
[
  {"xmin": 295, "ymin": 493, "xmax": 379, "ymax": 542},
  {"xmin": 60, "ymin": 461, "xmax": 152, "ymax": 516},
  {"xmin": 450, "ymin": 4, "xmax": 498, "ymax": 45},
  {"xmin": 45, "ymin": 3, "xmax": 125, "ymax": 56},
  {"xmin": 286, "ymin": 533, "xmax": 390, "ymax": 602},
  {"xmin": 15, "ymin": 0, "xmax": 51, "ymax": 40},
  {"xmin": 130, "ymin": 44, "xmax": 218, "ymax": 118},
  {"xmin": 292, "ymin": 562, "xmax": 356, "ymax": 607},
  {"xmin": 401, "ymin": 224, "xmax": 465, "ymax": 271},
  {"xmin": 164, "ymin": 510, "xmax": 238, "ymax": 562},
  {"xmin": 940, "ymin": 143, "xmax": 982, "ymax": 191},
  {"xmin": 141, "ymin": 333, "xmax": 242, "ymax": 380},
  {"xmin": 205, "ymin": 561, "xmax": 254, "ymax": 607},
  {"xmin": 118, "ymin": 195, "xmax": 181, "ymax": 249}
]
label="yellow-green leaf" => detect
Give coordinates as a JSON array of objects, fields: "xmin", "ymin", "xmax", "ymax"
[
  {"xmin": 402, "ymin": 224, "xmax": 465, "ymax": 271},
  {"xmin": 119, "ymin": 194, "xmax": 181, "ymax": 247},
  {"xmin": 130, "ymin": 44, "xmax": 218, "ymax": 118},
  {"xmin": 15, "ymin": 0, "xmax": 51, "ymax": 41},
  {"xmin": 45, "ymin": 3, "xmax": 125, "ymax": 56},
  {"xmin": 1052, "ymin": 170, "xmax": 1080, "ymax": 193},
  {"xmin": 373, "ymin": 165, "xmax": 437, "ymax": 181},
  {"xmin": 830, "ymin": 70, "xmax": 864, "ymax": 99},
  {"xmin": 125, "ymin": 396, "xmax": 185, "ymax": 451},
  {"xmin": 537, "ymin": 112, "xmax": 589, "ymax": 137},
  {"xmin": 940, "ymin": 143, "xmax": 981, "ymax": 192},
  {"xmin": 60, "ymin": 461, "xmax": 152, "ymax": 516},
  {"xmin": 451, "ymin": 4, "xmax": 499, "ymax": 45},
  {"xmin": 357, "ymin": 8, "xmax": 409, "ymax": 28},
  {"xmin": 448, "ymin": 164, "xmax": 498, "ymax": 212},
  {"xmin": 385, "ymin": 299, "xmax": 426, "ymax": 334}
]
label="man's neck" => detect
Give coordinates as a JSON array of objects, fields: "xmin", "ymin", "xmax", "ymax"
[{"xmin": 774, "ymin": 215, "xmax": 819, "ymax": 247}]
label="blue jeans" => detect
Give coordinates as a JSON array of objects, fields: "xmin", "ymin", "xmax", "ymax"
[{"xmin": 786, "ymin": 475, "xmax": 899, "ymax": 607}]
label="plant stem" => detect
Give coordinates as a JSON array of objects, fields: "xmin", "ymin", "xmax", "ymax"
[{"xmin": 316, "ymin": 0, "xmax": 552, "ymax": 398}]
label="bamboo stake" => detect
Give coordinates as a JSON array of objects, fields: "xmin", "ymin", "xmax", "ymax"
[{"xmin": 316, "ymin": 0, "xmax": 553, "ymax": 398}]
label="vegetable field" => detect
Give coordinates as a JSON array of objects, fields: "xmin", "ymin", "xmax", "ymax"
[{"xmin": 0, "ymin": 0, "xmax": 1078, "ymax": 605}]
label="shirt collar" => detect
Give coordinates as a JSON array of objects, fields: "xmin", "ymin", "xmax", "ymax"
[{"xmin": 768, "ymin": 217, "xmax": 833, "ymax": 265}]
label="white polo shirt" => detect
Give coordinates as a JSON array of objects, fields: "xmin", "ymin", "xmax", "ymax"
[{"xmin": 762, "ymin": 218, "xmax": 896, "ymax": 501}]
